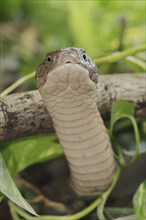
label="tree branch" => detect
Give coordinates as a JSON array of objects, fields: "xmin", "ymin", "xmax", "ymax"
[{"xmin": 0, "ymin": 74, "xmax": 145, "ymax": 141}]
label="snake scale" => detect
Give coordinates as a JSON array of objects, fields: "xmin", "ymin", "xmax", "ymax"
[{"xmin": 35, "ymin": 48, "xmax": 115, "ymax": 196}]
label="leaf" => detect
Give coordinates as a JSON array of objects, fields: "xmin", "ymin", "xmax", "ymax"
[
  {"xmin": 0, "ymin": 192, "xmax": 3, "ymax": 202},
  {"xmin": 0, "ymin": 153, "xmax": 38, "ymax": 216},
  {"xmin": 111, "ymin": 100, "xmax": 134, "ymax": 127},
  {"xmin": 2, "ymin": 134, "xmax": 63, "ymax": 176},
  {"xmin": 110, "ymin": 100, "xmax": 140, "ymax": 167},
  {"xmin": 106, "ymin": 207, "xmax": 134, "ymax": 218},
  {"xmin": 133, "ymin": 181, "xmax": 146, "ymax": 220}
]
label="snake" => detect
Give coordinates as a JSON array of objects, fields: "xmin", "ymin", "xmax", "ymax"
[{"xmin": 35, "ymin": 47, "xmax": 115, "ymax": 196}]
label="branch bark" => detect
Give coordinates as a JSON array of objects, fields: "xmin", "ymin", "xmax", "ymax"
[{"xmin": 0, "ymin": 74, "xmax": 145, "ymax": 141}]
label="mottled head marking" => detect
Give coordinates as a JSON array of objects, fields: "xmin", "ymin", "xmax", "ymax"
[{"xmin": 35, "ymin": 47, "xmax": 98, "ymax": 88}]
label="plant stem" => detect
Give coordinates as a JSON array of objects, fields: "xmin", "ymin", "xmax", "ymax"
[
  {"xmin": 0, "ymin": 71, "xmax": 35, "ymax": 97},
  {"xmin": 110, "ymin": 114, "xmax": 140, "ymax": 167},
  {"xmin": 94, "ymin": 44, "xmax": 146, "ymax": 65},
  {"xmin": 9, "ymin": 166, "xmax": 121, "ymax": 220},
  {"xmin": 9, "ymin": 202, "xmax": 20, "ymax": 220},
  {"xmin": 9, "ymin": 196, "xmax": 102, "ymax": 220},
  {"xmin": 97, "ymin": 166, "xmax": 121, "ymax": 220},
  {"xmin": 1, "ymin": 44, "xmax": 145, "ymax": 97}
]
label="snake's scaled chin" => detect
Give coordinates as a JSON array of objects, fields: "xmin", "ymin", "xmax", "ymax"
[{"xmin": 40, "ymin": 63, "xmax": 97, "ymax": 96}]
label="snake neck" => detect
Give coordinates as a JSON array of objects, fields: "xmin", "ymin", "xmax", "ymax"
[{"xmin": 39, "ymin": 63, "xmax": 115, "ymax": 196}]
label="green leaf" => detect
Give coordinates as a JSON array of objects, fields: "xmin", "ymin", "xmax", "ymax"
[
  {"xmin": 2, "ymin": 134, "xmax": 63, "ymax": 176},
  {"xmin": 9, "ymin": 201, "xmax": 21, "ymax": 220},
  {"xmin": 0, "ymin": 192, "xmax": 3, "ymax": 202},
  {"xmin": 0, "ymin": 153, "xmax": 38, "ymax": 216},
  {"xmin": 106, "ymin": 207, "xmax": 134, "ymax": 218},
  {"xmin": 111, "ymin": 100, "xmax": 134, "ymax": 126},
  {"xmin": 110, "ymin": 100, "xmax": 140, "ymax": 167},
  {"xmin": 133, "ymin": 181, "xmax": 146, "ymax": 220}
]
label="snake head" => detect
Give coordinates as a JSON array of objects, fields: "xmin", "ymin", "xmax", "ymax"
[{"xmin": 35, "ymin": 47, "xmax": 98, "ymax": 89}]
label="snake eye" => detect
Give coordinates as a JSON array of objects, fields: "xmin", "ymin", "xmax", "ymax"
[
  {"xmin": 47, "ymin": 56, "xmax": 52, "ymax": 63},
  {"xmin": 83, "ymin": 53, "xmax": 87, "ymax": 61}
]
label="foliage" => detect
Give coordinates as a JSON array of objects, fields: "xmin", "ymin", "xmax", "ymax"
[
  {"xmin": 110, "ymin": 100, "xmax": 140, "ymax": 167},
  {"xmin": 1, "ymin": 44, "xmax": 145, "ymax": 97},
  {"xmin": 0, "ymin": 97, "xmax": 142, "ymax": 219},
  {"xmin": 1, "ymin": 0, "xmax": 145, "ymax": 76},
  {"xmin": 0, "ymin": 154, "xmax": 37, "ymax": 216},
  {"xmin": 1, "ymin": 135, "xmax": 63, "ymax": 176},
  {"xmin": 0, "ymin": 0, "xmax": 145, "ymax": 219},
  {"xmin": 133, "ymin": 180, "xmax": 146, "ymax": 220}
]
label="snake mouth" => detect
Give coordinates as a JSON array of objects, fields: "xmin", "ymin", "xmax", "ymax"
[
  {"xmin": 65, "ymin": 61, "xmax": 72, "ymax": 64},
  {"xmin": 65, "ymin": 61, "xmax": 81, "ymax": 66},
  {"xmin": 64, "ymin": 62, "xmax": 98, "ymax": 84}
]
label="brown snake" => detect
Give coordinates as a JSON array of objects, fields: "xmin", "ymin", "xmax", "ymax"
[{"xmin": 35, "ymin": 48, "xmax": 115, "ymax": 196}]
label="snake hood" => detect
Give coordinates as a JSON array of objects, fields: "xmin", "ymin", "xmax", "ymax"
[{"xmin": 36, "ymin": 47, "xmax": 98, "ymax": 89}]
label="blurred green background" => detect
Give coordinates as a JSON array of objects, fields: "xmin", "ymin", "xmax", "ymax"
[
  {"xmin": 1, "ymin": 0, "xmax": 145, "ymax": 90},
  {"xmin": 0, "ymin": 2, "xmax": 145, "ymax": 218}
]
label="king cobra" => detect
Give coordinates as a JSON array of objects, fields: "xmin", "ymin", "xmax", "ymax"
[{"xmin": 35, "ymin": 48, "xmax": 115, "ymax": 196}]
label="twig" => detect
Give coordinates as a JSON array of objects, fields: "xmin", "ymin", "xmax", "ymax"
[
  {"xmin": 94, "ymin": 44, "xmax": 146, "ymax": 65},
  {"xmin": 16, "ymin": 177, "xmax": 66, "ymax": 211}
]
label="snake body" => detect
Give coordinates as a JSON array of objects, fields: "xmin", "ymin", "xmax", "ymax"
[{"xmin": 36, "ymin": 48, "xmax": 115, "ymax": 196}]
